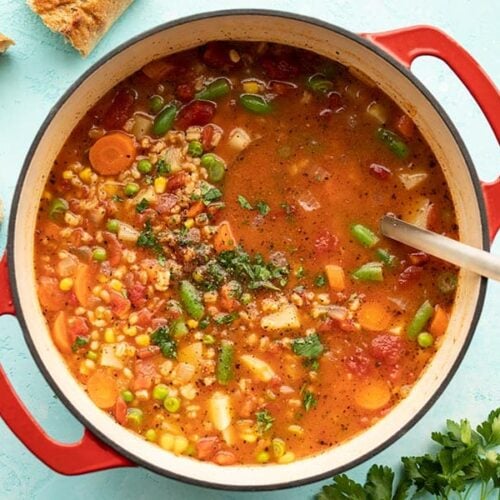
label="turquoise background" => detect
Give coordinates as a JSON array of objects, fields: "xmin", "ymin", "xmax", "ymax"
[{"xmin": 0, "ymin": 1, "xmax": 498, "ymax": 498}]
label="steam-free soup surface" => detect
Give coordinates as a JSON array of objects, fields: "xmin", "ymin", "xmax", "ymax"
[{"xmin": 34, "ymin": 42, "xmax": 458, "ymax": 465}]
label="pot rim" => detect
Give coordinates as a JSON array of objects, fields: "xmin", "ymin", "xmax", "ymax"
[{"xmin": 7, "ymin": 8, "xmax": 489, "ymax": 491}]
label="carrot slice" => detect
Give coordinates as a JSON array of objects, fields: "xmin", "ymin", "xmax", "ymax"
[
  {"xmin": 213, "ymin": 221, "xmax": 236, "ymax": 253},
  {"xmin": 358, "ymin": 302, "xmax": 392, "ymax": 332},
  {"xmin": 395, "ymin": 113, "xmax": 415, "ymax": 139},
  {"xmin": 429, "ymin": 304, "xmax": 449, "ymax": 337},
  {"xmin": 186, "ymin": 201, "xmax": 204, "ymax": 218},
  {"xmin": 355, "ymin": 379, "xmax": 391, "ymax": 411},
  {"xmin": 89, "ymin": 133, "xmax": 136, "ymax": 176},
  {"xmin": 74, "ymin": 263, "xmax": 93, "ymax": 307},
  {"xmin": 52, "ymin": 311, "xmax": 71, "ymax": 354},
  {"xmin": 325, "ymin": 264, "xmax": 345, "ymax": 291},
  {"xmin": 87, "ymin": 370, "xmax": 118, "ymax": 409}
]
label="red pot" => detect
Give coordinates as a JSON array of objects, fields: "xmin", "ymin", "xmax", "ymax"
[{"xmin": 0, "ymin": 10, "xmax": 499, "ymax": 491}]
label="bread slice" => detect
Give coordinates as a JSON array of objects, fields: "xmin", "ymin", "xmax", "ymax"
[
  {"xmin": 0, "ymin": 32, "xmax": 14, "ymax": 54},
  {"xmin": 27, "ymin": 0, "xmax": 133, "ymax": 56}
]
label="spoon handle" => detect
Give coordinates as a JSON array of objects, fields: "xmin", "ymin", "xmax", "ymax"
[{"xmin": 380, "ymin": 215, "xmax": 500, "ymax": 282}]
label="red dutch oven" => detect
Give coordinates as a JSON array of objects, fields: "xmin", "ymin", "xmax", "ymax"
[{"xmin": 0, "ymin": 10, "xmax": 499, "ymax": 491}]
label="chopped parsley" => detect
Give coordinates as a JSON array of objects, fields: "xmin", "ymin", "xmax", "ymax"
[
  {"xmin": 256, "ymin": 201, "xmax": 270, "ymax": 216},
  {"xmin": 314, "ymin": 273, "xmax": 327, "ymax": 287},
  {"xmin": 237, "ymin": 195, "xmax": 253, "ymax": 210},
  {"xmin": 214, "ymin": 312, "xmax": 239, "ymax": 325},
  {"xmin": 292, "ymin": 333, "xmax": 324, "ymax": 359},
  {"xmin": 71, "ymin": 336, "xmax": 88, "ymax": 353},
  {"xmin": 303, "ymin": 390, "xmax": 318, "ymax": 411},
  {"xmin": 201, "ymin": 185, "xmax": 223, "ymax": 205},
  {"xmin": 295, "ymin": 266, "xmax": 305, "ymax": 279},
  {"xmin": 135, "ymin": 198, "xmax": 150, "ymax": 213},
  {"xmin": 256, "ymin": 409, "xmax": 274, "ymax": 434},
  {"xmin": 150, "ymin": 326, "xmax": 177, "ymax": 358},
  {"xmin": 137, "ymin": 220, "xmax": 165, "ymax": 263},
  {"xmin": 156, "ymin": 159, "xmax": 171, "ymax": 175}
]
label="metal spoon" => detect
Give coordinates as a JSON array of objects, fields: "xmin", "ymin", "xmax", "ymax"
[{"xmin": 380, "ymin": 215, "xmax": 500, "ymax": 281}]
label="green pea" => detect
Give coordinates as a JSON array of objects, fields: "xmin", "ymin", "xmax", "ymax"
[
  {"xmin": 164, "ymin": 396, "xmax": 181, "ymax": 413},
  {"xmin": 126, "ymin": 407, "xmax": 144, "ymax": 425},
  {"xmin": 240, "ymin": 292, "xmax": 252, "ymax": 305},
  {"xmin": 137, "ymin": 159, "xmax": 153, "ymax": 174},
  {"xmin": 437, "ymin": 271, "xmax": 457, "ymax": 294},
  {"xmin": 239, "ymin": 94, "xmax": 272, "ymax": 114},
  {"xmin": 188, "ymin": 141, "xmax": 204, "ymax": 158},
  {"xmin": 152, "ymin": 384, "xmax": 169, "ymax": 401},
  {"xmin": 195, "ymin": 78, "xmax": 231, "ymax": 101},
  {"xmin": 124, "ymin": 182, "xmax": 140, "ymax": 197},
  {"xmin": 417, "ymin": 331, "xmax": 434, "ymax": 348},
  {"xmin": 121, "ymin": 390, "xmax": 134, "ymax": 403},
  {"xmin": 153, "ymin": 104, "xmax": 177, "ymax": 136},
  {"xmin": 48, "ymin": 197, "xmax": 68, "ymax": 220},
  {"xmin": 145, "ymin": 429, "xmax": 157, "ymax": 442},
  {"xmin": 106, "ymin": 219, "xmax": 120, "ymax": 233},
  {"xmin": 201, "ymin": 153, "xmax": 225, "ymax": 182},
  {"xmin": 92, "ymin": 247, "xmax": 107, "ymax": 262},
  {"xmin": 149, "ymin": 95, "xmax": 165, "ymax": 114}
]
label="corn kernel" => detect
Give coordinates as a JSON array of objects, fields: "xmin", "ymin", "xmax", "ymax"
[
  {"xmin": 123, "ymin": 326, "xmax": 137, "ymax": 337},
  {"xmin": 287, "ymin": 424, "xmax": 304, "ymax": 436},
  {"xmin": 59, "ymin": 277, "xmax": 74, "ymax": 291},
  {"xmin": 42, "ymin": 190, "xmax": 53, "ymax": 200},
  {"xmin": 84, "ymin": 359, "xmax": 96, "ymax": 370},
  {"xmin": 90, "ymin": 340, "xmax": 100, "ymax": 351},
  {"xmin": 104, "ymin": 328, "xmax": 116, "ymax": 343},
  {"xmin": 79, "ymin": 167, "xmax": 93, "ymax": 184},
  {"xmin": 135, "ymin": 334, "xmax": 150, "ymax": 347},
  {"xmin": 62, "ymin": 170, "xmax": 73, "ymax": 180},
  {"xmin": 277, "ymin": 451, "xmax": 295, "ymax": 464},
  {"xmin": 154, "ymin": 176, "xmax": 167, "ymax": 194},
  {"xmin": 92, "ymin": 285, "xmax": 102, "ymax": 296},
  {"xmin": 129, "ymin": 312, "xmax": 139, "ymax": 325},
  {"xmin": 173, "ymin": 435, "xmax": 189, "ymax": 455},
  {"xmin": 229, "ymin": 49, "xmax": 240, "ymax": 63},
  {"xmin": 184, "ymin": 218, "xmax": 195, "ymax": 229},
  {"xmin": 187, "ymin": 319, "xmax": 198, "ymax": 329},
  {"xmin": 159, "ymin": 433, "xmax": 175, "ymax": 451},
  {"xmin": 243, "ymin": 81, "xmax": 261, "ymax": 94},
  {"xmin": 97, "ymin": 273, "xmax": 108, "ymax": 284},
  {"xmin": 99, "ymin": 289, "xmax": 111, "ymax": 303},
  {"xmin": 110, "ymin": 279, "xmax": 123, "ymax": 292},
  {"xmin": 241, "ymin": 433, "xmax": 258, "ymax": 443}
]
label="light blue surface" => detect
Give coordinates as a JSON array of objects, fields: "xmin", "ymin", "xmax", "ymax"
[{"xmin": 0, "ymin": 0, "xmax": 498, "ymax": 498}]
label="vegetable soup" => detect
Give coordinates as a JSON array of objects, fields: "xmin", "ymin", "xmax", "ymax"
[{"xmin": 34, "ymin": 42, "xmax": 458, "ymax": 466}]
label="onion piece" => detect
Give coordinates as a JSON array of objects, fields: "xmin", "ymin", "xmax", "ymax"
[
  {"xmin": 398, "ymin": 172, "xmax": 428, "ymax": 190},
  {"xmin": 227, "ymin": 127, "xmax": 251, "ymax": 152},
  {"xmin": 117, "ymin": 222, "xmax": 140, "ymax": 243},
  {"xmin": 297, "ymin": 190, "xmax": 320, "ymax": 212},
  {"xmin": 131, "ymin": 112, "xmax": 153, "ymax": 140}
]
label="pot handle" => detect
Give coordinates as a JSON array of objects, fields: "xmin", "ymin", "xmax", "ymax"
[
  {"xmin": 363, "ymin": 26, "xmax": 500, "ymax": 241},
  {"xmin": 0, "ymin": 253, "xmax": 132, "ymax": 474}
]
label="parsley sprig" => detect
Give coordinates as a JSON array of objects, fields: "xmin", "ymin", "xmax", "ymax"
[
  {"xmin": 137, "ymin": 220, "xmax": 166, "ymax": 263},
  {"xmin": 150, "ymin": 326, "xmax": 177, "ymax": 358},
  {"xmin": 317, "ymin": 408, "xmax": 500, "ymax": 500}
]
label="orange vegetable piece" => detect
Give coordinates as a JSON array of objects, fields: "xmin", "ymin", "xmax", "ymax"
[
  {"xmin": 213, "ymin": 221, "xmax": 236, "ymax": 253},
  {"xmin": 395, "ymin": 113, "xmax": 415, "ymax": 139},
  {"xmin": 187, "ymin": 201, "xmax": 204, "ymax": 218},
  {"xmin": 358, "ymin": 302, "xmax": 392, "ymax": 332},
  {"xmin": 355, "ymin": 379, "xmax": 391, "ymax": 411},
  {"xmin": 87, "ymin": 370, "xmax": 119, "ymax": 409},
  {"xmin": 52, "ymin": 311, "xmax": 71, "ymax": 354},
  {"xmin": 429, "ymin": 304, "xmax": 449, "ymax": 337},
  {"xmin": 89, "ymin": 133, "xmax": 136, "ymax": 176},
  {"xmin": 74, "ymin": 263, "xmax": 93, "ymax": 307},
  {"xmin": 324, "ymin": 264, "xmax": 345, "ymax": 291}
]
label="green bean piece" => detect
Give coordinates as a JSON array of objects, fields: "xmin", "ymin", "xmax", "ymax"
[
  {"xmin": 407, "ymin": 300, "xmax": 434, "ymax": 340},
  {"xmin": 152, "ymin": 104, "xmax": 177, "ymax": 136},
  {"xmin": 351, "ymin": 224, "xmax": 380, "ymax": 248},
  {"xmin": 106, "ymin": 219, "xmax": 120, "ymax": 233},
  {"xmin": 149, "ymin": 95, "xmax": 164, "ymax": 114},
  {"xmin": 171, "ymin": 318, "xmax": 189, "ymax": 338},
  {"xmin": 216, "ymin": 340, "xmax": 235, "ymax": 385},
  {"xmin": 376, "ymin": 127, "xmax": 409, "ymax": 158},
  {"xmin": 48, "ymin": 197, "xmax": 68, "ymax": 220},
  {"xmin": 179, "ymin": 280, "xmax": 205, "ymax": 320},
  {"xmin": 376, "ymin": 248, "xmax": 396, "ymax": 266},
  {"xmin": 437, "ymin": 271, "xmax": 458, "ymax": 294},
  {"xmin": 201, "ymin": 153, "xmax": 226, "ymax": 182},
  {"xmin": 352, "ymin": 262, "xmax": 384, "ymax": 282},
  {"xmin": 195, "ymin": 78, "xmax": 231, "ymax": 101},
  {"xmin": 307, "ymin": 74, "xmax": 334, "ymax": 93},
  {"xmin": 239, "ymin": 94, "xmax": 272, "ymax": 114},
  {"xmin": 417, "ymin": 331, "xmax": 434, "ymax": 348}
]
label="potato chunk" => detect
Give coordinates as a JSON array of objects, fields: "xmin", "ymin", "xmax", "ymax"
[
  {"xmin": 240, "ymin": 355, "xmax": 276, "ymax": 382},
  {"xmin": 260, "ymin": 304, "xmax": 300, "ymax": 331},
  {"xmin": 208, "ymin": 392, "xmax": 232, "ymax": 431}
]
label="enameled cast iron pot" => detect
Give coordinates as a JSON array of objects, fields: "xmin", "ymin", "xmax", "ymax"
[{"xmin": 1, "ymin": 10, "xmax": 499, "ymax": 491}]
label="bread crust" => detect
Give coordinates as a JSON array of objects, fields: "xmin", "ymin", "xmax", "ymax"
[
  {"xmin": 0, "ymin": 32, "xmax": 14, "ymax": 54},
  {"xmin": 28, "ymin": 0, "xmax": 132, "ymax": 56}
]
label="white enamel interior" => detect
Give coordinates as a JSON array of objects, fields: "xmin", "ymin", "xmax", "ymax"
[{"xmin": 12, "ymin": 13, "xmax": 485, "ymax": 488}]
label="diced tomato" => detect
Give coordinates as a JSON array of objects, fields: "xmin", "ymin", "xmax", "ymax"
[
  {"xmin": 135, "ymin": 208, "xmax": 157, "ymax": 227},
  {"xmin": 261, "ymin": 57, "xmax": 299, "ymax": 80},
  {"xmin": 176, "ymin": 83, "xmax": 195, "ymax": 102},
  {"xmin": 67, "ymin": 316, "xmax": 89, "ymax": 342},
  {"xmin": 128, "ymin": 282, "xmax": 147, "ymax": 309},
  {"xmin": 102, "ymin": 88, "xmax": 135, "ymax": 130},
  {"xmin": 398, "ymin": 265, "xmax": 423, "ymax": 286},
  {"xmin": 176, "ymin": 100, "xmax": 216, "ymax": 130},
  {"xmin": 268, "ymin": 81, "xmax": 296, "ymax": 95},
  {"xmin": 314, "ymin": 229, "xmax": 339, "ymax": 254},
  {"xmin": 370, "ymin": 334, "xmax": 403, "ymax": 366},
  {"xmin": 344, "ymin": 352, "xmax": 372, "ymax": 376},
  {"xmin": 109, "ymin": 291, "xmax": 131, "ymax": 318},
  {"xmin": 220, "ymin": 284, "xmax": 240, "ymax": 312},
  {"xmin": 196, "ymin": 436, "xmax": 220, "ymax": 460},
  {"xmin": 137, "ymin": 346, "xmax": 160, "ymax": 359},
  {"xmin": 114, "ymin": 396, "xmax": 127, "ymax": 425},
  {"xmin": 202, "ymin": 42, "xmax": 234, "ymax": 69},
  {"xmin": 213, "ymin": 450, "xmax": 237, "ymax": 466},
  {"xmin": 166, "ymin": 171, "xmax": 188, "ymax": 192},
  {"xmin": 132, "ymin": 359, "xmax": 158, "ymax": 391},
  {"xmin": 155, "ymin": 193, "xmax": 178, "ymax": 214},
  {"xmin": 395, "ymin": 113, "xmax": 415, "ymax": 139},
  {"xmin": 38, "ymin": 276, "xmax": 69, "ymax": 312},
  {"xmin": 103, "ymin": 231, "xmax": 123, "ymax": 267},
  {"xmin": 136, "ymin": 308, "xmax": 153, "ymax": 327},
  {"xmin": 151, "ymin": 318, "xmax": 169, "ymax": 329},
  {"xmin": 201, "ymin": 125, "xmax": 214, "ymax": 151},
  {"xmin": 409, "ymin": 251, "xmax": 429, "ymax": 266},
  {"xmin": 369, "ymin": 163, "xmax": 392, "ymax": 180}
]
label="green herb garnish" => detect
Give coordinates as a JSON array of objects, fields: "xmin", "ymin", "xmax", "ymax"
[
  {"xmin": 292, "ymin": 333, "xmax": 324, "ymax": 359},
  {"xmin": 238, "ymin": 195, "xmax": 253, "ymax": 210},
  {"xmin": 151, "ymin": 326, "xmax": 177, "ymax": 358},
  {"xmin": 71, "ymin": 336, "xmax": 88, "ymax": 353},
  {"xmin": 256, "ymin": 409, "xmax": 274, "ymax": 434},
  {"xmin": 135, "ymin": 198, "xmax": 150, "ymax": 213},
  {"xmin": 137, "ymin": 220, "xmax": 165, "ymax": 263},
  {"xmin": 303, "ymin": 390, "xmax": 318, "ymax": 411}
]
